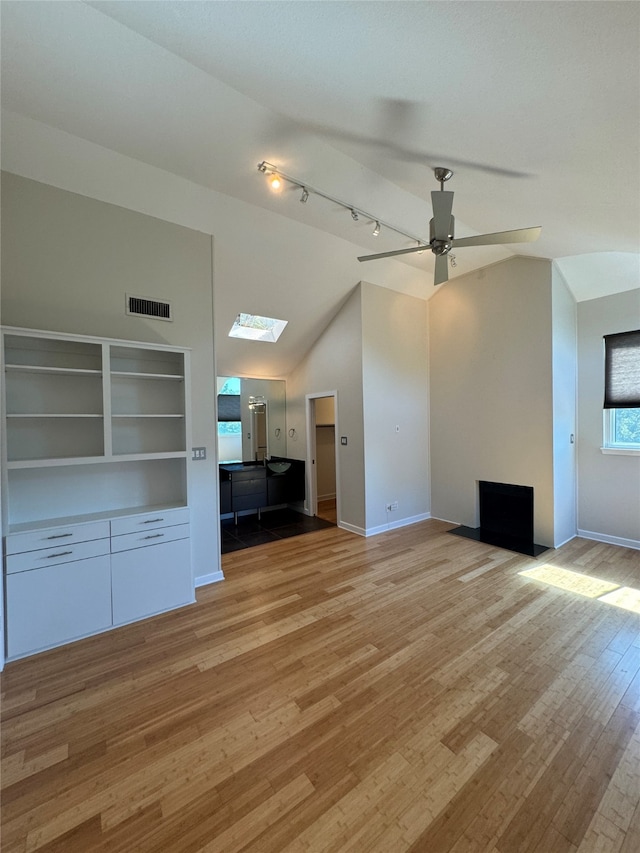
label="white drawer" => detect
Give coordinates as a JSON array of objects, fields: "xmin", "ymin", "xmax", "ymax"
[
  {"xmin": 110, "ymin": 523, "xmax": 189, "ymax": 553},
  {"xmin": 6, "ymin": 521, "xmax": 111, "ymax": 556},
  {"xmin": 6, "ymin": 537, "xmax": 111, "ymax": 574},
  {"xmin": 110, "ymin": 507, "xmax": 189, "ymax": 537}
]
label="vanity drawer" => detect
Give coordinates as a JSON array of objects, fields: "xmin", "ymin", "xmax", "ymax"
[
  {"xmin": 232, "ymin": 494, "xmax": 267, "ymax": 511},
  {"xmin": 230, "ymin": 466, "xmax": 266, "ymax": 482},
  {"xmin": 6, "ymin": 537, "xmax": 111, "ymax": 574},
  {"xmin": 6, "ymin": 521, "xmax": 110, "ymax": 556},
  {"xmin": 232, "ymin": 478, "xmax": 267, "ymax": 498},
  {"xmin": 111, "ymin": 523, "xmax": 190, "ymax": 553},
  {"xmin": 110, "ymin": 507, "xmax": 189, "ymax": 536}
]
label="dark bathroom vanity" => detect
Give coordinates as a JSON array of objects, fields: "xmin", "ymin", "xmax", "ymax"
[{"xmin": 219, "ymin": 458, "xmax": 305, "ymax": 521}]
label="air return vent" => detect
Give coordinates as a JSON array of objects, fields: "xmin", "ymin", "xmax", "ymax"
[{"xmin": 126, "ymin": 294, "xmax": 172, "ymax": 321}]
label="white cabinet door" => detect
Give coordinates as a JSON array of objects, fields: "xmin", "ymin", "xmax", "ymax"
[
  {"xmin": 6, "ymin": 556, "xmax": 112, "ymax": 658},
  {"xmin": 111, "ymin": 538, "xmax": 193, "ymax": 626}
]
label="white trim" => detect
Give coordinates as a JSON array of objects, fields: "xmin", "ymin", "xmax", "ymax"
[
  {"xmin": 305, "ymin": 391, "xmax": 339, "ymax": 522},
  {"xmin": 195, "ymin": 570, "xmax": 225, "ymax": 587},
  {"xmin": 365, "ymin": 512, "xmax": 432, "ymax": 537},
  {"xmin": 552, "ymin": 534, "xmax": 578, "ymax": 549},
  {"xmin": 602, "ymin": 409, "xmax": 640, "ymax": 454},
  {"xmin": 430, "ymin": 515, "xmax": 461, "ymax": 526},
  {"xmin": 1, "ymin": 324, "xmax": 190, "ymax": 352},
  {"xmin": 338, "ymin": 520, "xmax": 365, "ymax": 536},
  {"xmin": 577, "ymin": 529, "xmax": 640, "ymax": 551}
]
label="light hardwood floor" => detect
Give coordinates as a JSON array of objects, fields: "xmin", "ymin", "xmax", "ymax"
[
  {"xmin": 2, "ymin": 519, "xmax": 640, "ymax": 852},
  {"xmin": 316, "ymin": 499, "xmax": 337, "ymax": 525}
]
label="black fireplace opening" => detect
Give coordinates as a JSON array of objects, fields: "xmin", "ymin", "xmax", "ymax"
[{"xmin": 450, "ymin": 480, "xmax": 548, "ymax": 557}]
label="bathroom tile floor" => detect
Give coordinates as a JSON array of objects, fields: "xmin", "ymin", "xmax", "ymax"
[{"xmin": 221, "ymin": 508, "xmax": 334, "ymax": 553}]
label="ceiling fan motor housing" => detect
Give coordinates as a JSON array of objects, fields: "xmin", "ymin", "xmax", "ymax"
[{"xmin": 429, "ymin": 216, "xmax": 455, "ymax": 254}]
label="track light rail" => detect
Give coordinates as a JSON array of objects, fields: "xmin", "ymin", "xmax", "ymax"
[{"xmin": 257, "ymin": 160, "xmax": 428, "ymax": 248}]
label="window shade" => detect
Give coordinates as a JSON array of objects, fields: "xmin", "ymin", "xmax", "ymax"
[
  {"xmin": 217, "ymin": 394, "xmax": 241, "ymax": 422},
  {"xmin": 604, "ymin": 330, "xmax": 640, "ymax": 409}
]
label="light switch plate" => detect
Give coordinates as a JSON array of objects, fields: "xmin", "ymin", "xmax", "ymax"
[{"xmin": 192, "ymin": 447, "xmax": 207, "ymax": 460}]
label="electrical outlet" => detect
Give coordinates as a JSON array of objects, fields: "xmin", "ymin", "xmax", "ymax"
[{"xmin": 389, "ymin": 501, "xmax": 398, "ymax": 511}]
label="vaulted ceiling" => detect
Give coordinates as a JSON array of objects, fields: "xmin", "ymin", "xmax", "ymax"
[{"xmin": 1, "ymin": 1, "xmax": 638, "ymax": 372}]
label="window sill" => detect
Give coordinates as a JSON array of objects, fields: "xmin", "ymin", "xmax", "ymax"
[{"xmin": 601, "ymin": 446, "xmax": 640, "ymax": 456}]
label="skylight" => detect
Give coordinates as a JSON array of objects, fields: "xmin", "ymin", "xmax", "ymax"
[{"xmin": 228, "ymin": 313, "xmax": 288, "ymax": 343}]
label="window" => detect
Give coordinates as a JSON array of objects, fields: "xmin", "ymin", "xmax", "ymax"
[{"xmin": 603, "ymin": 330, "xmax": 640, "ymax": 453}]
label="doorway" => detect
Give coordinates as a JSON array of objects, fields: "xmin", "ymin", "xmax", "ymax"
[{"xmin": 306, "ymin": 393, "xmax": 338, "ymax": 525}]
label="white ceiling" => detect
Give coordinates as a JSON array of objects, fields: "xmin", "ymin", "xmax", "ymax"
[{"xmin": 1, "ymin": 1, "xmax": 639, "ymax": 368}]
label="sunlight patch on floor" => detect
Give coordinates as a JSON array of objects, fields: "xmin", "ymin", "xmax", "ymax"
[
  {"xmin": 598, "ymin": 586, "xmax": 640, "ymax": 613},
  {"xmin": 519, "ymin": 565, "xmax": 640, "ymax": 614}
]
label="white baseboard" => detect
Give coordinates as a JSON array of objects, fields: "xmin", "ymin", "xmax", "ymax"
[
  {"xmin": 337, "ymin": 521, "xmax": 366, "ymax": 536},
  {"xmin": 577, "ymin": 529, "xmax": 640, "ymax": 551},
  {"xmin": 195, "ymin": 570, "xmax": 225, "ymax": 587},
  {"xmin": 365, "ymin": 512, "xmax": 432, "ymax": 538},
  {"xmin": 339, "ymin": 513, "xmax": 434, "ymax": 538},
  {"xmin": 553, "ymin": 533, "xmax": 578, "ymax": 549}
]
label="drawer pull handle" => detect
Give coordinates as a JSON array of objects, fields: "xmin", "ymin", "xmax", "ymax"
[
  {"xmin": 141, "ymin": 518, "xmax": 164, "ymax": 524},
  {"xmin": 143, "ymin": 533, "xmax": 164, "ymax": 540},
  {"xmin": 46, "ymin": 533, "xmax": 73, "ymax": 540},
  {"xmin": 46, "ymin": 551, "xmax": 73, "ymax": 559}
]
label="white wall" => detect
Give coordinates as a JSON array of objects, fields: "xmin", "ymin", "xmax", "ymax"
[
  {"xmin": 361, "ymin": 284, "xmax": 430, "ymax": 533},
  {"xmin": 577, "ymin": 289, "xmax": 640, "ymax": 547},
  {"xmin": 286, "ymin": 282, "xmax": 431, "ymax": 536},
  {"xmin": 1, "ymin": 173, "xmax": 221, "ymax": 585},
  {"xmin": 552, "ymin": 264, "xmax": 578, "ymax": 546},
  {"xmin": 429, "ymin": 257, "xmax": 556, "ymax": 547},
  {"xmin": 286, "ymin": 286, "xmax": 366, "ymax": 531}
]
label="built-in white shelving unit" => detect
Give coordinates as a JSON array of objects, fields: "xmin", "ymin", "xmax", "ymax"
[{"xmin": 1, "ymin": 327, "xmax": 195, "ymax": 660}]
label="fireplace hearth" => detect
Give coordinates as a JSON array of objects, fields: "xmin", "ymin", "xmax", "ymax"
[{"xmin": 450, "ymin": 480, "xmax": 548, "ymax": 557}]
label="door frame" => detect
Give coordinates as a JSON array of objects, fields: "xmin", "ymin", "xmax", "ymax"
[{"xmin": 305, "ymin": 391, "xmax": 339, "ymax": 521}]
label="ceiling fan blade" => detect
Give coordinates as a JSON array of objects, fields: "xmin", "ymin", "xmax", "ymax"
[
  {"xmin": 450, "ymin": 226, "xmax": 541, "ymax": 249},
  {"xmin": 358, "ymin": 245, "xmax": 428, "ymax": 262},
  {"xmin": 431, "ymin": 191, "xmax": 454, "ymax": 240},
  {"xmin": 434, "ymin": 254, "xmax": 449, "ymax": 286}
]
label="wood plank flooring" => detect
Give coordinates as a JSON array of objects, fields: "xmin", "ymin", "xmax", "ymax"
[
  {"xmin": 2, "ymin": 519, "xmax": 640, "ymax": 852},
  {"xmin": 316, "ymin": 499, "xmax": 337, "ymax": 525}
]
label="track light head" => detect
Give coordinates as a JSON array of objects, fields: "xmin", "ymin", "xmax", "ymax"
[
  {"xmin": 269, "ymin": 174, "xmax": 282, "ymax": 190},
  {"xmin": 300, "ymin": 187, "xmax": 309, "ymax": 203},
  {"xmin": 257, "ymin": 161, "xmax": 268, "ymax": 173},
  {"xmin": 351, "ymin": 209, "xmax": 359, "ymax": 221},
  {"xmin": 373, "ymin": 221, "xmax": 381, "ymax": 237}
]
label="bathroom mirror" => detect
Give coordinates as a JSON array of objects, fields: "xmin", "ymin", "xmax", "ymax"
[{"xmin": 217, "ymin": 377, "xmax": 286, "ymax": 463}]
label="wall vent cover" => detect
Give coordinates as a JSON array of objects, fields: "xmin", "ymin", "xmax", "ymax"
[{"xmin": 126, "ymin": 294, "xmax": 172, "ymax": 321}]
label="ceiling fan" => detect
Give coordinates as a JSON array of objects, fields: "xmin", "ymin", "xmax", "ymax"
[{"xmin": 357, "ymin": 168, "xmax": 541, "ymax": 286}]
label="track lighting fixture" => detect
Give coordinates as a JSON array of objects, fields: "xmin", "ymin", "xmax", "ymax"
[{"xmin": 256, "ymin": 160, "xmax": 426, "ymax": 250}]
